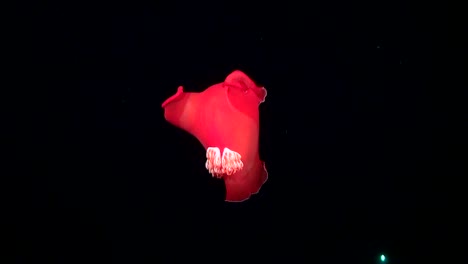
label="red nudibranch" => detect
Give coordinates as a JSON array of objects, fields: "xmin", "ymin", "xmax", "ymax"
[{"xmin": 161, "ymin": 70, "xmax": 268, "ymax": 202}]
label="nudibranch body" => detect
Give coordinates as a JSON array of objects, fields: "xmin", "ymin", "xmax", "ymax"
[{"xmin": 162, "ymin": 70, "xmax": 268, "ymax": 202}]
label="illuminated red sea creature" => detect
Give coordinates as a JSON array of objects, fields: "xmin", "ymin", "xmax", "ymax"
[{"xmin": 162, "ymin": 70, "xmax": 268, "ymax": 202}]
